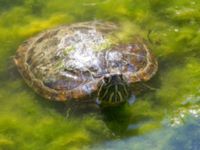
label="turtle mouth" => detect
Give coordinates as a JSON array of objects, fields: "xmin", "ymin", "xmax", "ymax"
[{"xmin": 97, "ymin": 74, "xmax": 130, "ymax": 106}]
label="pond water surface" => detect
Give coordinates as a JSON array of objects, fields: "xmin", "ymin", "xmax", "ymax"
[{"xmin": 0, "ymin": 0, "xmax": 200, "ymax": 150}]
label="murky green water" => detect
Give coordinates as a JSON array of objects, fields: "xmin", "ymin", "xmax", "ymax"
[{"xmin": 0, "ymin": 0, "xmax": 200, "ymax": 150}]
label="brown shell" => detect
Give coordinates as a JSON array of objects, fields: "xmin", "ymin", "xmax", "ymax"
[{"xmin": 14, "ymin": 21, "xmax": 158, "ymax": 101}]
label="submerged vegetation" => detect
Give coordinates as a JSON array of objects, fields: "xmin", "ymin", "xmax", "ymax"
[{"xmin": 0, "ymin": 0, "xmax": 200, "ymax": 149}]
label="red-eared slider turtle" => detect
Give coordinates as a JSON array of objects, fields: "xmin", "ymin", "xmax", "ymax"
[{"xmin": 14, "ymin": 21, "xmax": 158, "ymax": 107}]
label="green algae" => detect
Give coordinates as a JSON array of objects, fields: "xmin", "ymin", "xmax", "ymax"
[{"xmin": 0, "ymin": 0, "xmax": 200, "ymax": 149}]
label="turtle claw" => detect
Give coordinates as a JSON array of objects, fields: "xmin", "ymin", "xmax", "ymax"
[
  {"xmin": 128, "ymin": 94, "xmax": 136, "ymax": 105},
  {"xmin": 95, "ymin": 98, "xmax": 101, "ymax": 105},
  {"xmin": 142, "ymin": 83, "xmax": 157, "ymax": 91}
]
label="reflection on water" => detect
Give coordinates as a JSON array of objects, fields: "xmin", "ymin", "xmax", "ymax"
[{"xmin": 0, "ymin": 0, "xmax": 200, "ymax": 149}]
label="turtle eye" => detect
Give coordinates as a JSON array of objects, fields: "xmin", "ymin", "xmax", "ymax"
[
  {"xmin": 119, "ymin": 74, "xmax": 123, "ymax": 80},
  {"xmin": 103, "ymin": 76, "xmax": 109, "ymax": 83}
]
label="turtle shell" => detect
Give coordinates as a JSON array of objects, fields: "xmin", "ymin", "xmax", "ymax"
[{"xmin": 14, "ymin": 21, "xmax": 158, "ymax": 101}]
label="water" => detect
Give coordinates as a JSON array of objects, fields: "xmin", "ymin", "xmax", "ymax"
[{"xmin": 0, "ymin": 0, "xmax": 200, "ymax": 149}]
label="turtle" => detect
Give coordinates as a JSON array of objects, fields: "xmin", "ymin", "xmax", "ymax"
[{"xmin": 14, "ymin": 21, "xmax": 158, "ymax": 107}]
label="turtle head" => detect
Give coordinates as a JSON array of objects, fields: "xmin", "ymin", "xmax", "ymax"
[{"xmin": 97, "ymin": 74, "xmax": 130, "ymax": 107}]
